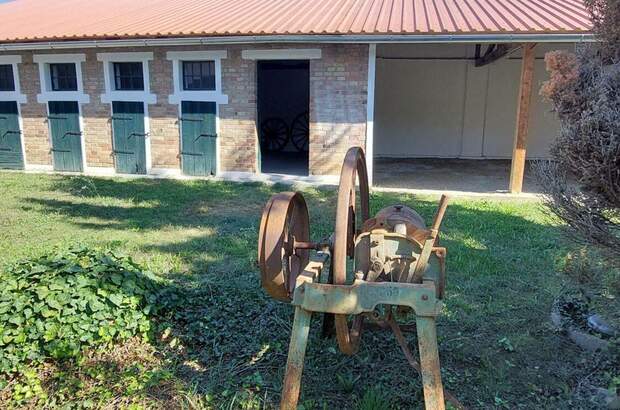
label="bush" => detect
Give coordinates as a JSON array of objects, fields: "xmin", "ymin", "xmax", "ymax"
[
  {"xmin": 537, "ymin": 0, "xmax": 620, "ymax": 266},
  {"xmin": 0, "ymin": 247, "xmax": 164, "ymax": 375}
]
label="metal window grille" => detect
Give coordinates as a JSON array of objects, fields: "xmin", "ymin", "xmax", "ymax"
[
  {"xmin": 182, "ymin": 61, "xmax": 215, "ymax": 91},
  {"xmin": 113, "ymin": 62, "xmax": 144, "ymax": 91},
  {"xmin": 50, "ymin": 63, "xmax": 78, "ymax": 91},
  {"xmin": 0, "ymin": 65, "xmax": 15, "ymax": 92}
]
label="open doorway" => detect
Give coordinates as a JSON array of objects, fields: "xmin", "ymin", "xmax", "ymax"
[{"xmin": 257, "ymin": 60, "xmax": 309, "ymax": 176}]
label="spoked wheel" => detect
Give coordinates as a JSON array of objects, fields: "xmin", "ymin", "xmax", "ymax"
[
  {"xmin": 332, "ymin": 147, "xmax": 370, "ymax": 355},
  {"xmin": 258, "ymin": 192, "xmax": 310, "ymax": 302},
  {"xmin": 260, "ymin": 118, "xmax": 289, "ymax": 152},
  {"xmin": 290, "ymin": 111, "xmax": 309, "ymax": 152}
]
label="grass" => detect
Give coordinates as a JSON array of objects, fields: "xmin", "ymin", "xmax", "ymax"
[{"xmin": 0, "ymin": 171, "xmax": 615, "ymax": 409}]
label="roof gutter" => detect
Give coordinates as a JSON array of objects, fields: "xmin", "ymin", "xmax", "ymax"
[{"xmin": 0, "ymin": 33, "xmax": 595, "ymax": 51}]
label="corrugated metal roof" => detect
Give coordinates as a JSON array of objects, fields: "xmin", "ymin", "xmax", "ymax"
[{"xmin": 0, "ymin": 0, "xmax": 592, "ymax": 43}]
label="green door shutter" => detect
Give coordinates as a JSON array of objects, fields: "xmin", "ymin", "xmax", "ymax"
[
  {"xmin": 0, "ymin": 101, "xmax": 23, "ymax": 169},
  {"xmin": 111, "ymin": 101, "xmax": 146, "ymax": 175},
  {"xmin": 49, "ymin": 101, "xmax": 83, "ymax": 172},
  {"xmin": 180, "ymin": 101, "xmax": 216, "ymax": 176}
]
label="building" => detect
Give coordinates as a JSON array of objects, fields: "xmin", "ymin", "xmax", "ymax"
[{"xmin": 0, "ymin": 0, "xmax": 592, "ymax": 192}]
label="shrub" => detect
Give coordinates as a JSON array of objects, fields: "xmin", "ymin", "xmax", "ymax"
[
  {"xmin": 0, "ymin": 247, "xmax": 164, "ymax": 375},
  {"xmin": 537, "ymin": 0, "xmax": 620, "ymax": 266}
]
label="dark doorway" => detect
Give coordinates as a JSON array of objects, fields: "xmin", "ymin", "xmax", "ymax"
[{"xmin": 257, "ymin": 60, "xmax": 309, "ymax": 176}]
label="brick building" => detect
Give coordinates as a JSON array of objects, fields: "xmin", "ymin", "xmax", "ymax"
[{"xmin": 0, "ymin": 0, "xmax": 592, "ymax": 192}]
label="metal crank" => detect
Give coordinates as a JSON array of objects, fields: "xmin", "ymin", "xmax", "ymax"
[{"xmin": 257, "ymin": 147, "xmax": 464, "ymax": 410}]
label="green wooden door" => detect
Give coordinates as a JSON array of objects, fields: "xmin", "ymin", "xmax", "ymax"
[
  {"xmin": 180, "ymin": 101, "xmax": 217, "ymax": 176},
  {"xmin": 112, "ymin": 101, "xmax": 146, "ymax": 175},
  {"xmin": 49, "ymin": 101, "xmax": 83, "ymax": 172},
  {"xmin": 0, "ymin": 101, "xmax": 23, "ymax": 169}
]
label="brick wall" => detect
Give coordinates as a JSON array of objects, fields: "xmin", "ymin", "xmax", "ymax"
[
  {"xmin": 3, "ymin": 43, "xmax": 369, "ymax": 176},
  {"xmin": 82, "ymin": 49, "xmax": 113, "ymax": 168},
  {"xmin": 309, "ymin": 44, "xmax": 368, "ymax": 175},
  {"xmin": 17, "ymin": 54, "xmax": 50, "ymax": 166},
  {"xmin": 149, "ymin": 48, "xmax": 180, "ymax": 169},
  {"xmin": 220, "ymin": 46, "xmax": 258, "ymax": 172}
]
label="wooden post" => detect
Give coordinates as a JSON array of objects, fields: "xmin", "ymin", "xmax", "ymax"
[
  {"xmin": 280, "ymin": 307, "xmax": 312, "ymax": 410},
  {"xmin": 509, "ymin": 43, "xmax": 536, "ymax": 193}
]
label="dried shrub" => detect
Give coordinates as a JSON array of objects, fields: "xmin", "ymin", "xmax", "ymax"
[{"xmin": 537, "ymin": 0, "xmax": 620, "ymax": 269}]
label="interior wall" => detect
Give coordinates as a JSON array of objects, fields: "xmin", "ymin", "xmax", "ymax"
[{"xmin": 374, "ymin": 43, "xmax": 574, "ymax": 159}]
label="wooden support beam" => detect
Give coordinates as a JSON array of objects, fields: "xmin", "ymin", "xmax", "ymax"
[
  {"xmin": 475, "ymin": 43, "xmax": 520, "ymax": 67},
  {"xmin": 509, "ymin": 43, "xmax": 536, "ymax": 194}
]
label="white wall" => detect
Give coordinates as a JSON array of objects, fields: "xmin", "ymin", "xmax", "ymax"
[{"xmin": 374, "ymin": 43, "xmax": 575, "ymax": 159}]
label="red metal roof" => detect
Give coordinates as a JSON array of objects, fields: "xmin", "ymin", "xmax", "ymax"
[{"xmin": 0, "ymin": 0, "xmax": 592, "ymax": 43}]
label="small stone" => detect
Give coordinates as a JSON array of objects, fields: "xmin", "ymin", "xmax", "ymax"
[{"xmin": 587, "ymin": 314, "xmax": 618, "ymax": 337}]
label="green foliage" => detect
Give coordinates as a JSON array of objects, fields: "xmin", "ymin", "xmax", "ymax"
[
  {"xmin": 0, "ymin": 247, "xmax": 164, "ymax": 375},
  {"xmin": 357, "ymin": 388, "xmax": 391, "ymax": 410},
  {"xmin": 1, "ymin": 172, "xmax": 615, "ymax": 408}
]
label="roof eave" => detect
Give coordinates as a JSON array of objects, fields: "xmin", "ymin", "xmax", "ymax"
[{"xmin": 0, "ymin": 33, "xmax": 595, "ymax": 51}]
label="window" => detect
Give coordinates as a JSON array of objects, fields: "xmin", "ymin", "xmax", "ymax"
[
  {"xmin": 113, "ymin": 62, "xmax": 144, "ymax": 91},
  {"xmin": 49, "ymin": 63, "xmax": 77, "ymax": 91},
  {"xmin": 182, "ymin": 61, "xmax": 215, "ymax": 91},
  {"xmin": 0, "ymin": 65, "xmax": 15, "ymax": 91}
]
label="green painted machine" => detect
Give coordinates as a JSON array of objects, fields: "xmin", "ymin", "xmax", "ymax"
[{"xmin": 258, "ymin": 147, "xmax": 462, "ymax": 410}]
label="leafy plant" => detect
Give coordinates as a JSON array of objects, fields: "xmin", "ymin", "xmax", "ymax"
[
  {"xmin": 0, "ymin": 247, "xmax": 164, "ymax": 375},
  {"xmin": 357, "ymin": 388, "xmax": 391, "ymax": 410}
]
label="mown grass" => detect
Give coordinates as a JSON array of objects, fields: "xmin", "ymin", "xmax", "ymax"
[{"xmin": 0, "ymin": 171, "xmax": 613, "ymax": 409}]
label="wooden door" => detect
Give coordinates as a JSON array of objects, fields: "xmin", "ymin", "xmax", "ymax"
[
  {"xmin": 111, "ymin": 101, "xmax": 146, "ymax": 175},
  {"xmin": 180, "ymin": 101, "xmax": 216, "ymax": 176}
]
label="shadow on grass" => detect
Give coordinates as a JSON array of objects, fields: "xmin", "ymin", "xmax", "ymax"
[{"xmin": 18, "ymin": 174, "xmax": 593, "ymax": 408}]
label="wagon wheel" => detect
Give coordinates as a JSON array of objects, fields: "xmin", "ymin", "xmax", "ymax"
[
  {"xmin": 332, "ymin": 147, "xmax": 370, "ymax": 355},
  {"xmin": 290, "ymin": 111, "xmax": 309, "ymax": 152},
  {"xmin": 260, "ymin": 118, "xmax": 289, "ymax": 152},
  {"xmin": 258, "ymin": 192, "xmax": 310, "ymax": 302}
]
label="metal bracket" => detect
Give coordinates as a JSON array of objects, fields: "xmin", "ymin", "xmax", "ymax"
[
  {"xmin": 178, "ymin": 117, "xmax": 204, "ymax": 122},
  {"xmin": 292, "ymin": 280, "xmax": 441, "ymax": 317},
  {"xmin": 62, "ymin": 131, "xmax": 82, "ymax": 138},
  {"xmin": 128, "ymin": 132, "xmax": 149, "ymax": 139},
  {"xmin": 180, "ymin": 151, "xmax": 204, "ymax": 157},
  {"xmin": 112, "ymin": 149, "xmax": 135, "ymax": 155},
  {"xmin": 1, "ymin": 130, "xmax": 21, "ymax": 139},
  {"xmin": 193, "ymin": 133, "xmax": 217, "ymax": 142}
]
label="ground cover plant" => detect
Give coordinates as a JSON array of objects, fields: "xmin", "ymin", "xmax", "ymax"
[
  {"xmin": 0, "ymin": 247, "xmax": 166, "ymax": 404},
  {"xmin": 0, "ymin": 171, "xmax": 618, "ymax": 409}
]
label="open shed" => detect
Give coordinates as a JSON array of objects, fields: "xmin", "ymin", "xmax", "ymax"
[{"xmin": 370, "ymin": 41, "xmax": 576, "ymax": 193}]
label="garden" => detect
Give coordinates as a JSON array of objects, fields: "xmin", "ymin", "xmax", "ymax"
[
  {"xmin": 0, "ymin": 171, "xmax": 617, "ymax": 409},
  {"xmin": 1, "ymin": 1, "xmax": 619, "ymax": 408}
]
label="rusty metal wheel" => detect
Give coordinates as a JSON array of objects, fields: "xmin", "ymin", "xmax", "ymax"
[
  {"xmin": 290, "ymin": 111, "xmax": 309, "ymax": 152},
  {"xmin": 332, "ymin": 147, "xmax": 370, "ymax": 355},
  {"xmin": 260, "ymin": 117, "xmax": 289, "ymax": 152},
  {"xmin": 258, "ymin": 192, "xmax": 310, "ymax": 302}
]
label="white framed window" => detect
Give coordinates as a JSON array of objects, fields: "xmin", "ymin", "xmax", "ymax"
[
  {"xmin": 166, "ymin": 50, "xmax": 228, "ymax": 104},
  {"xmin": 97, "ymin": 52, "xmax": 156, "ymax": 104},
  {"xmin": 33, "ymin": 54, "xmax": 89, "ymax": 104},
  {"xmin": 0, "ymin": 55, "xmax": 26, "ymax": 103}
]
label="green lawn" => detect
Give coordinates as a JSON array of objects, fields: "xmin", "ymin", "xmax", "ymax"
[{"xmin": 0, "ymin": 171, "xmax": 605, "ymax": 409}]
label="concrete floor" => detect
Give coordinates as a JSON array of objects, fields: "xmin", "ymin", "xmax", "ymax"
[{"xmin": 374, "ymin": 158, "xmax": 544, "ymax": 194}]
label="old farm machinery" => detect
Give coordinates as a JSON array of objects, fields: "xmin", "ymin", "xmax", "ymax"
[{"xmin": 258, "ymin": 147, "xmax": 462, "ymax": 410}]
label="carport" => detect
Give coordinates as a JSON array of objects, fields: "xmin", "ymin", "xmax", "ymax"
[{"xmin": 368, "ymin": 41, "xmax": 577, "ymax": 194}]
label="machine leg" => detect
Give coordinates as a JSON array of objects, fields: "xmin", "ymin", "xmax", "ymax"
[
  {"xmin": 281, "ymin": 307, "xmax": 312, "ymax": 410},
  {"xmin": 415, "ymin": 316, "xmax": 446, "ymax": 410}
]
